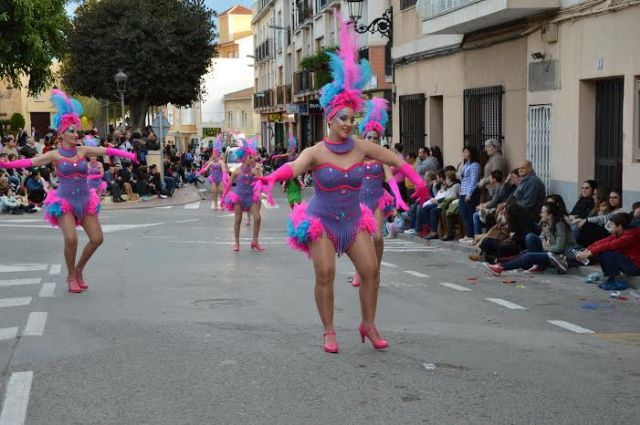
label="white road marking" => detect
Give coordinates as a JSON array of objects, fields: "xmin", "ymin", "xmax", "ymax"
[
  {"xmin": 23, "ymin": 312, "xmax": 47, "ymax": 336},
  {"xmin": 176, "ymin": 219, "xmax": 200, "ymax": 223},
  {"xmin": 184, "ymin": 201, "xmax": 201, "ymax": 209},
  {"xmin": 210, "ymin": 201, "xmax": 218, "ymax": 209},
  {"xmin": 485, "ymin": 298, "xmax": 526, "ymax": 310},
  {"xmin": 439, "ymin": 282, "xmax": 472, "ymax": 292},
  {"xmin": 0, "ymin": 371, "xmax": 33, "ymax": 425},
  {"xmin": 261, "ymin": 199, "xmax": 279, "ymax": 209},
  {"xmin": 48, "ymin": 264, "xmax": 61, "ymax": 275},
  {"xmin": 404, "ymin": 270, "xmax": 430, "ymax": 278},
  {"xmin": 0, "ymin": 224, "xmax": 52, "ymax": 230},
  {"xmin": 0, "ymin": 264, "xmax": 48, "ymax": 273},
  {"xmin": 0, "ymin": 279, "xmax": 41, "ymax": 288},
  {"xmin": 0, "ymin": 219, "xmax": 40, "ymax": 223},
  {"xmin": 38, "ymin": 283, "xmax": 56, "ymax": 298},
  {"xmin": 219, "ymin": 213, "xmax": 235, "ymax": 217},
  {"xmin": 100, "ymin": 223, "xmax": 164, "ymax": 234},
  {"xmin": 380, "ymin": 262, "xmax": 398, "ymax": 268},
  {"xmin": 154, "ymin": 206, "xmax": 173, "ymax": 209},
  {"xmin": 385, "ymin": 249, "xmax": 439, "ymax": 252},
  {"xmin": 0, "ymin": 298, "xmax": 32, "ymax": 309},
  {"xmin": 548, "ymin": 320, "xmax": 595, "ymax": 334},
  {"xmin": 0, "ymin": 327, "xmax": 18, "ymax": 341}
]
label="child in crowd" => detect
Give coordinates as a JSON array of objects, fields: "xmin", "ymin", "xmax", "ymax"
[{"xmin": 386, "ymin": 211, "xmax": 406, "ymax": 239}]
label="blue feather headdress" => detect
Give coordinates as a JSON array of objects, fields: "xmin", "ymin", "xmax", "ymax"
[
  {"xmin": 358, "ymin": 97, "xmax": 389, "ymax": 137},
  {"xmin": 51, "ymin": 89, "xmax": 83, "ymax": 133}
]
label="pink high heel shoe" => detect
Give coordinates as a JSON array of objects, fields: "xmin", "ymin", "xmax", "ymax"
[
  {"xmin": 75, "ymin": 272, "xmax": 88, "ymax": 291},
  {"xmin": 66, "ymin": 278, "xmax": 82, "ymax": 294},
  {"xmin": 250, "ymin": 241, "xmax": 265, "ymax": 252},
  {"xmin": 232, "ymin": 243, "xmax": 240, "ymax": 252},
  {"xmin": 359, "ymin": 324, "xmax": 388, "ymax": 350},
  {"xmin": 351, "ymin": 273, "xmax": 360, "ymax": 287},
  {"xmin": 322, "ymin": 331, "xmax": 339, "ymax": 353}
]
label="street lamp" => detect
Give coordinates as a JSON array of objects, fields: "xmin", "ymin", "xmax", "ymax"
[
  {"xmin": 114, "ymin": 70, "xmax": 128, "ymax": 130},
  {"xmin": 345, "ymin": 0, "xmax": 393, "ymax": 40}
]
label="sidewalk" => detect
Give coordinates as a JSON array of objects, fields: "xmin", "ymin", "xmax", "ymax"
[
  {"xmin": 397, "ymin": 232, "xmax": 640, "ymax": 289},
  {"xmin": 101, "ymin": 185, "xmax": 202, "ymax": 210}
]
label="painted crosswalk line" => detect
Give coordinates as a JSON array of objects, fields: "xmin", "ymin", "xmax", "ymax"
[
  {"xmin": 38, "ymin": 283, "xmax": 56, "ymax": 298},
  {"xmin": 404, "ymin": 270, "xmax": 430, "ymax": 278},
  {"xmin": 184, "ymin": 201, "xmax": 201, "ymax": 209},
  {"xmin": 0, "ymin": 297, "xmax": 32, "ymax": 309},
  {"xmin": 48, "ymin": 264, "xmax": 61, "ymax": 275},
  {"xmin": 0, "ymin": 371, "xmax": 33, "ymax": 425},
  {"xmin": 0, "ymin": 278, "xmax": 42, "ymax": 288},
  {"xmin": 23, "ymin": 312, "xmax": 48, "ymax": 337},
  {"xmin": 0, "ymin": 264, "xmax": 48, "ymax": 273},
  {"xmin": 439, "ymin": 282, "xmax": 472, "ymax": 292},
  {"xmin": 0, "ymin": 327, "xmax": 18, "ymax": 341}
]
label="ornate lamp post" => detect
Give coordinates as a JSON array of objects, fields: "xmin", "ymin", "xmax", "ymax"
[
  {"xmin": 345, "ymin": 0, "xmax": 392, "ymax": 40},
  {"xmin": 114, "ymin": 70, "xmax": 128, "ymax": 130}
]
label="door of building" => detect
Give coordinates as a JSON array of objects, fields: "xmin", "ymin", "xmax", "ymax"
[
  {"xmin": 594, "ymin": 78, "xmax": 624, "ymax": 192},
  {"xmin": 528, "ymin": 105, "xmax": 552, "ymax": 193},
  {"xmin": 463, "ymin": 86, "xmax": 504, "ymax": 168},
  {"xmin": 399, "ymin": 94, "xmax": 425, "ymax": 154},
  {"xmin": 30, "ymin": 112, "xmax": 50, "ymax": 140}
]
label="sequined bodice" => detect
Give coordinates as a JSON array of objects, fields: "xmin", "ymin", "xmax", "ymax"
[
  {"xmin": 235, "ymin": 166, "xmax": 254, "ymax": 187},
  {"xmin": 360, "ymin": 161, "xmax": 385, "ymax": 204},
  {"xmin": 88, "ymin": 162, "xmax": 101, "ymax": 176},
  {"xmin": 312, "ymin": 163, "xmax": 365, "ymax": 192},
  {"xmin": 54, "ymin": 148, "xmax": 91, "ymax": 201},
  {"xmin": 56, "ymin": 157, "xmax": 89, "ymax": 180}
]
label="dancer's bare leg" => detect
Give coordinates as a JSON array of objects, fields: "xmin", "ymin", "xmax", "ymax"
[
  {"xmin": 309, "ymin": 235, "xmax": 337, "ymax": 345},
  {"xmin": 58, "ymin": 214, "xmax": 79, "ymax": 281},
  {"xmin": 353, "ymin": 209, "xmax": 385, "ymax": 285},
  {"xmin": 234, "ymin": 204, "xmax": 242, "ymax": 247},
  {"xmin": 75, "ymin": 214, "xmax": 104, "ymax": 281},
  {"xmin": 346, "ymin": 232, "xmax": 380, "ymax": 328},
  {"xmin": 250, "ymin": 203, "xmax": 261, "ymax": 243},
  {"xmin": 211, "ymin": 182, "xmax": 219, "ymax": 209}
]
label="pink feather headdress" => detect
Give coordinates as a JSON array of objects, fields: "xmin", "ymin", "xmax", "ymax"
[
  {"xmin": 359, "ymin": 97, "xmax": 389, "ymax": 137},
  {"xmin": 50, "ymin": 89, "xmax": 83, "ymax": 134},
  {"xmin": 320, "ymin": 13, "xmax": 371, "ymax": 121}
]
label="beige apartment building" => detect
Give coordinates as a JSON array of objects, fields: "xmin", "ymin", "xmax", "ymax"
[
  {"xmin": 223, "ymin": 87, "xmax": 260, "ymax": 138},
  {"xmin": 392, "ymin": 0, "xmax": 640, "ymax": 208}
]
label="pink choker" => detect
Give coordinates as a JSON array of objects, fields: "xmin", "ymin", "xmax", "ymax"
[{"xmin": 324, "ymin": 137, "xmax": 354, "ymax": 154}]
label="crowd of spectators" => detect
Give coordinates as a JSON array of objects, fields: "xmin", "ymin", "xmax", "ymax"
[
  {"xmin": 0, "ymin": 125, "xmax": 197, "ymax": 212},
  {"xmin": 392, "ymin": 139, "xmax": 640, "ymax": 291}
]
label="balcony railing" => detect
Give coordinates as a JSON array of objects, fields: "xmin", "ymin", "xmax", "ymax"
[
  {"xmin": 295, "ymin": 2, "xmax": 314, "ymax": 29},
  {"xmin": 254, "ymin": 89, "xmax": 275, "ymax": 109},
  {"xmin": 293, "ymin": 71, "xmax": 314, "ymax": 95},
  {"xmin": 255, "ymin": 39, "xmax": 273, "ymax": 62},
  {"xmin": 253, "ymin": 0, "xmax": 275, "ymax": 21},
  {"xmin": 276, "ymin": 85, "xmax": 292, "ymax": 105},
  {"xmin": 417, "ymin": 0, "xmax": 480, "ymax": 20}
]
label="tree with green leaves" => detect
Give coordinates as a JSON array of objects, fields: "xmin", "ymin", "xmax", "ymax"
[
  {"xmin": 62, "ymin": 0, "xmax": 217, "ymax": 130},
  {"xmin": 0, "ymin": 0, "xmax": 69, "ymax": 96}
]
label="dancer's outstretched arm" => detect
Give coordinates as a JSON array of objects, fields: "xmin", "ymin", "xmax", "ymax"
[
  {"xmin": 195, "ymin": 160, "xmax": 212, "ymax": 176},
  {"xmin": 0, "ymin": 151, "xmax": 56, "ymax": 168},
  {"xmin": 80, "ymin": 146, "xmax": 138, "ymax": 163},
  {"xmin": 383, "ymin": 163, "xmax": 409, "ymax": 211}
]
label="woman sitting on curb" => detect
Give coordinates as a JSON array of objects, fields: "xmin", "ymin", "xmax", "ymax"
[{"xmin": 483, "ymin": 202, "xmax": 573, "ymax": 275}]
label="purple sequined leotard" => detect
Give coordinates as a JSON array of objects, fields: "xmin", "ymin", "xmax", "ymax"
[
  {"xmin": 288, "ymin": 163, "xmax": 376, "ymax": 256},
  {"xmin": 359, "ymin": 161, "xmax": 394, "ymax": 218},
  {"xmin": 208, "ymin": 162, "xmax": 223, "ymax": 185},
  {"xmin": 223, "ymin": 165, "xmax": 258, "ymax": 212},
  {"xmin": 87, "ymin": 162, "xmax": 107, "ymax": 194},
  {"xmin": 43, "ymin": 147, "xmax": 101, "ymax": 227}
]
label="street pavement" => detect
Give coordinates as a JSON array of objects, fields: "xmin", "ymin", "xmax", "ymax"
[{"xmin": 0, "ymin": 185, "xmax": 639, "ymax": 424}]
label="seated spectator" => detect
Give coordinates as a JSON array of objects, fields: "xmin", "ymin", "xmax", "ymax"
[
  {"xmin": 115, "ymin": 163, "xmax": 138, "ymax": 201},
  {"xmin": 24, "ymin": 170, "xmax": 46, "ymax": 205},
  {"xmin": 15, "ymin": 187, "xmax": 38, "ymax": 213},
  {"xmin": 632, "ymin": 202, "xmax": 640, "ymax": 228},
  {"xmin": 416, "ymin": 147, "xmax": 439, "ymax": 177},
  {"xmin": 385, "ymin": 210, "xmax": 406, "ymax": 239},
  {"xmin": 1, "ymin": 135, "xmax": 19, "ymax": 157},
  {"xmin": 405, "ymin": 171, "xmax": 438, "ymax": 235},
  {"xmin": 576, "ymin": 213, "xmax": 640, "ymax": 290},
  {"xmin": 477, "ymin": 139, "xmax": 505, "ymax": 196},
  {"xmin": 569, "ymin": 180, "xmax": 597, "ymax": 220},
  {"xmin": 0, "ymin": 186, "xmax": 20, "ymax": 214},
  {"xmin": 574, "ymin": 189, "xmax": 624, "ymax": 247},
  {"xmin": 477, "ymin": 201, "xmax": 536, "ymax": 264},
  {"xmin": 424, "ymin": 171, "xmax": 460, "ymax": 240},
  {"xmin": 483, "ymin": 202, "xmax": 574, "ymax": 275},
  {"xmin": 473, "ymin": 169, "xmax": 511, "ymax": 236},
  {"xmin": 508, "ymin": 160, "xmax": 546, "ymax": 223},
  {"xmin": 20, "ymin": 137, "xmax": 39, "ymax": 158}
]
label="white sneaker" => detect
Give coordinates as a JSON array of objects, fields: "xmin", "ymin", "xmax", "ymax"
[
  {"xmin": 403, "ymin": 229, "xmax": 416, "ymax": 235},
  {"xmin": 458, "ymin": 236, "xmax": 473, "ymax": 243},
  {"xmin": 159, "ymin": 194, "xmax": 168, "ymax": 199}
]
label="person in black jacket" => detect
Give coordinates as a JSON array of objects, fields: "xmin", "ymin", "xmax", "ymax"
[{"xmin": 569, "ymin": 179, "xmax": 596, "ymax": 220}]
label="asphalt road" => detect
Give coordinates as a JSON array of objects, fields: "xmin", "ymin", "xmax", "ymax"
[{"xmin": 0, "ymin": 186, "xmax": 639, "ymax": 424}]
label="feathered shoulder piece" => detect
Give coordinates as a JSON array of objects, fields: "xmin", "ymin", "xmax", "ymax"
[
  {"xmin": 82, "ymin": 134, "xmax": 99, "ymax": 147},
  {"xmin": 239, "ymin": 138, "xmax": 257, "ymax": 159},
  {"xmin": 358, "ymin": 97, "xmax": 389, "ymax": 137},
  {"xmin": 51, "ymin": 89, "xmax": 83, "ymax": 134},
  {"xmin": 319, "ymin": 13, "xmax": 371, "ymax": 120}
]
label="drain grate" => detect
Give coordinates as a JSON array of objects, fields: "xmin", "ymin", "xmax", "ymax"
[{"xmin": 192, "ymin": 298, "xmax": 256, "ymax": 309}]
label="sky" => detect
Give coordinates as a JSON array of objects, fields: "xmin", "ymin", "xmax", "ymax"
[{"xmin": 66, "ymin": 0, "xmax": 253, "ymax": 17}]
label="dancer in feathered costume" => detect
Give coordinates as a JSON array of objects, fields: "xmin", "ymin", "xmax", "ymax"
[
  {"xmin": 220, "ymin": 138, "xmax": 265, "ymax": 252},
  {"xmin": 259, "ymin": 13, "xmax": 430, "ymax": 354},
  {"xmin": 0, "ymin": 89, "xmax": 138, "ymax": 294},
  {"xmin": 271, "ymin": 128, "xmax": 304, "ymax": 209},
  {"xmin": 196, "ymin": 135, "xmax": 228, "ymax": 209},
  {"xmin": 349, "ymin": 98, "xmax": 409, "ymax": 287}
]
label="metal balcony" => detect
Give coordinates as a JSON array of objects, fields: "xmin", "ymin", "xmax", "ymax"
[
  {"xmin": 254, "ymin": 89, "xmax": 275, "ymax": 109},
  {"xmin": 254, "ymin": 39, "xmax": 273, "ymax": 63},
  {"xmin": 416, "ymin": 0, "xmax": 559, "ymax": 35},
  {"xmin": 293, "ymin": 71, "xmax": 314, "ymax": 95}
]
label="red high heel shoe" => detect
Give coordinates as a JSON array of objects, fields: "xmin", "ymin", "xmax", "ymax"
[
  {"xmin": 66, "ymin": 278, "xmax": 82, "ymax": 294},
  {"xmin": 359, "ymin": 324, "xmax": 388, "ymax": 350},
  {"xmin": 322, "ymin": 331, "xmax": 339, "ymax": 353},
  {"xmin": 75, "ymin": 272, "xmax": 88, "ymax": 291},
  {"xmin": 250, "ymin": 241, "xmax": 265, "ymax": 252},
  {"xmin": 232, "ymin": 243, "xmax": 240, "ymax": 252}
]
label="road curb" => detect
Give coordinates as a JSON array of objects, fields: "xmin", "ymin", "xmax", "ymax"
[{"xmin": 101, "ymin": 187, "xmax": 202, "ymax": 210}]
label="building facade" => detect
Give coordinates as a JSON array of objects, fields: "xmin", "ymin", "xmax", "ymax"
[
  {"xmin": 392, "ymin": 0, "xmax": 640, "ymax": 208},
  {"xmin": 253, "ymin": 0, "xmax": 393, "ymax": 152},
  {"xmin": 223, "ymin": 87, "xmax": 260, "ymax": 138}
]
